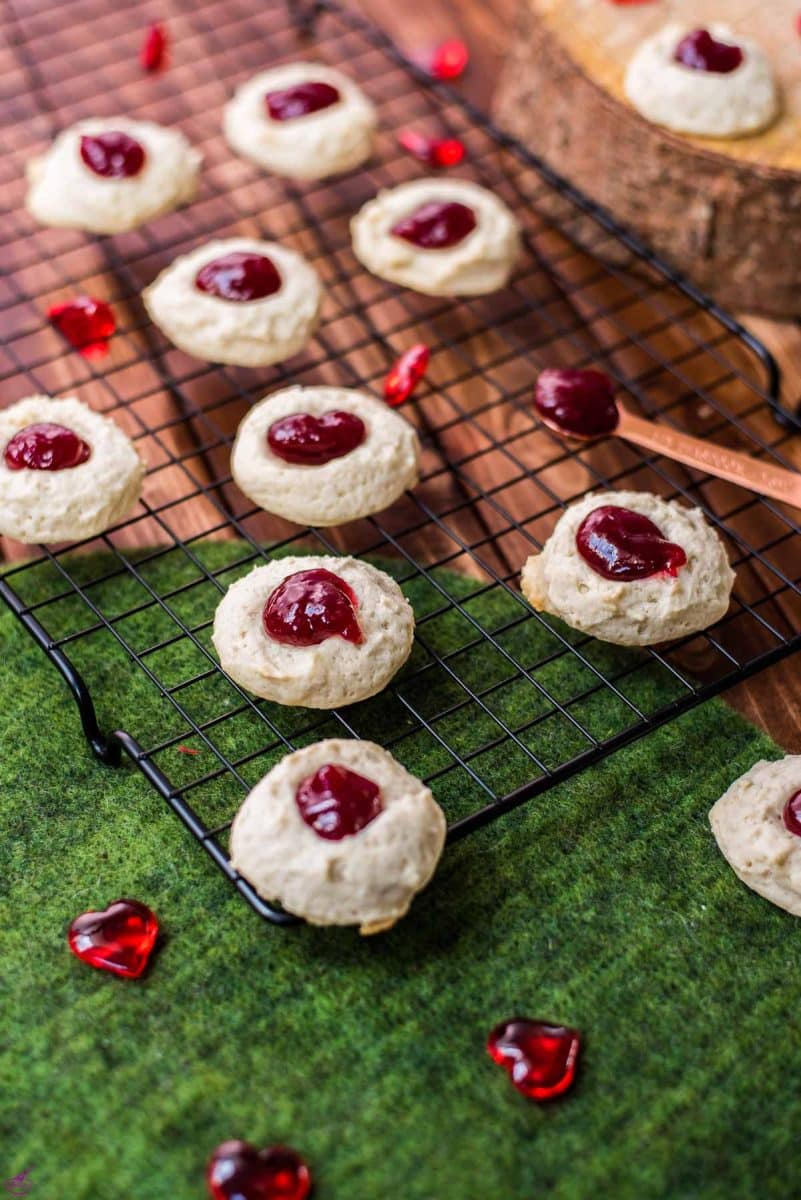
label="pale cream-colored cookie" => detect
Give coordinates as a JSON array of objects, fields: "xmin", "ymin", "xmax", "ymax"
[
  {"xmin": 142, "ymin": 237, "xmax": 322, "ymax": 367},
  {"xmin": 624, "ymin": 24, "xmax": 779, "ymax": 138},
  {"xmin": 212, "ymin": 555, "xmax": 414, "ymax": 708},
  {"xmin": 710, "ymin": 756, "xmax": 801, "ymax": 917},
  {"xmin": 0, "ymin": 395, "xmax": 145, "ymax": 544},
  {"xmin": 26, "ymin": 117, "xmax": 201, "ymax": 234},
  {"xmin": 520, "ymin": 490, "xmax": 734, "ymax": 646},
  {"xmin": 350, "ymin": 178, "xmax": 522, "ymax": 297},
  {"xmin": 230, "ymin": 385, "xmax": 420, "ymax": 527},
  {"xmin": 223, "ymin": 62, "xmax": 377, "ymax": 180},
  {"xmin": 230, "ymin": 738, "xmax": 446, "ymax": 933}
]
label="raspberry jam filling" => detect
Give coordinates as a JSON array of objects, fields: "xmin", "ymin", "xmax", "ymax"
[
  {"xmin": 674, "ymin": 29, "xmax": 744, "ymax": 74},
  {"xmin": 67, "ymin": 898, "xmax": 159, "ymax": 979},
  {"xmin": 207, "ymin": 1141, "xmax": 312, "ymax": 1200},
  {"xmin": 391, "ymin": 200, "xmax": 477, "ymax": 250},
  {"xmin": 487, "ymin": 1018, "xmax": 581, "ymax": 1102},
  {"xmin": 296, "ymin": 763, "xmax": 383, "ymax": 840},
  {"xmin": 535, "ymin": 368, "xmax": 619, "ymax": 438},
  {"xmin": 4, "ymin": 423, "xmax": 91, "ymax": 471},
  {"xmin": 80, "ymin": 131, "xmax": 146, "ymax": 178},
  {"xmin": 576, "ymin": 505, "xmax": 687, "ymax": 582},
  {"xmin": 195, "ymin": 251, "xmax": 282, "ymax": 302},
  {"xmin": 783, "ymin": 790, "xmax": 801, "ymax": 837},
  {"xmin": 49, "ymin": 296, "xmax": 116, "ymax": 357},
  {"xmin": 267, "ymin": 410, "xmax": 366, "ymax": 466},
  {"xmin": 262, "ymin": 568, "xmax": 363, "ymax": 647},
  {"xmin": 265, "ymin": 81, "xmax": 341, "ymax": 121}
]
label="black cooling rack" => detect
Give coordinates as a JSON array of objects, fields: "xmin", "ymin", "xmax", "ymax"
[{"xmin": 2, "ymin": 0, "xmax": 800, "ymax": 925}]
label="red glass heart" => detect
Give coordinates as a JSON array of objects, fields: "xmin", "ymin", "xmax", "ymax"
[
  {"xmin": 783, "ymin": 790, "xmax": 801, "ymax": 837},
  {"xmin": 674, "ymin": 29, "xmax": 744, "ymax": 74},
  {"xmin": 384, "ymin": 343, "xmax": 430, "ymax": 406},
  {"xmin": 206, "ymin": 1141, "xmax": 311, "ymax": 1200},
  {"xmin": 67, "ymin": 898, "xmax": 159, "ymax": 979},
  {"xmin": 80, "ymin": 131, "xmax": 146, "ymax": 178},
  {"xmin": 265, "ymin": 81, "xmax": 341, "ymax": 121},
  {"xmin": 195, "ymin": 252, "xmax": 282, "ymax": 302},
  {"xmin": 391, "ymin": 201, "xmax": 477, "ymax": 250},
  {"xmin": 267, "ymin": 410, "xmax": 366, "ymax": 465},
  {"xmin": 141, "ymin": 22, "xmax": 168, "ymax": 72},
  {"xmin": 49, "ymin": 296, "xmax": 116, "ymax": 357},
  {"xmin": 535, "ymin": 368, "xmax": 619, "ymax": 437},
  {"xmin": 397, "ymin": 129, "xmax": 466, "ymax": 168},
  {"xmin": 4, "ymin": 423, "xmax": 91, "ymax": 471},
  {"xmin": 296, "ymin": 763, "xmax": 382, "ymax": 840},
  {"xmin": 263, "ymin": 568, "xmax": 363, "ymax": 647},
  {"xmin": 576, "ymin": 505, "xmax": 687, "ymax": 582},
  {"xmin": 424, "ymin": 39, "xmax": 469, "ymax": 81},
  {"xmin": 487, "ymin": 1018, "xmax": 581, "ymax": 1101}
]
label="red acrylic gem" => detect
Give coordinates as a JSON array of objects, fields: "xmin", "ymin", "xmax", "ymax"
[
  {"xmin": 267, "ymin": 410, "xmax": 365, "ymax": 466},
  {"xmin": 674, "ymin": 29, "xmax": 744, "ymax": 74},
  {"xmin": 783, "ymin": 790, "xmax": 801, "ymax": 837},
  {"xmin": 391, "ymin": 200, "xmax": 477, "ymax": 250},
  {"xmin": 296, "ymin": 763, "xmax": 383, "ymax": 840},
  {"xmin": 397, "ymin": 129, "xmax": 466, "ymax": 168},
  {"xmin": 265, "ymin": 81, "xmax": 341, "ymax": 121},
  {"xmin": 576, "ymin": 505, "xmax": 687, "ymax": 582},
  {"xmin": 67, "ymin": 898, "xmax": 159, "ymax": 979},
  {"xmin": 195, "ymin": 252, "xmax": 282, "ymax": 302},
  {"xmin": 384, "ymin": 343, "xmax": 430, "ymax": 406},
  {"xmin": 206, "ymin": 1141, "xmax": 311, "ymax": 1200},
  {"xmin": 5, "ymin": 423, "xmax": 91, "ymax": 472},
  {"xmin": 49, "ymin": 296, "xmax": 116, "ymax": 357},
  {"xmin": 535, "ymin": 367, "xmax": 619, "ymax": 438},
  {"xmin": 424, "ymin": 38, "xmax": 469, "ymax": 81},
  {"xmin": 263, "ymin": 568, "xmax": 363, "ymax": 648},
  {"xmin": 487, "ymin": 1018, "xmax": 581, "ymax": 1102},
  {"xmin": 80, "ymin": 131, "xmax": 146, "ymax": 178},
  {"xmin": 140, "ymin": 22, "xmax": 168, "ymax": 72}
]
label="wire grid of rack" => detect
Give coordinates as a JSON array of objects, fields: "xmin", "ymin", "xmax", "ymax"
[{"xmin": 1, "ymin": 0, "xmax": 800, "ymax": 924}]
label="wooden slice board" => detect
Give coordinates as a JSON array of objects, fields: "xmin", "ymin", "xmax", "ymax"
[{"xmin": 494, "ymin": 0, "xmax": 801, "ymax": 315}]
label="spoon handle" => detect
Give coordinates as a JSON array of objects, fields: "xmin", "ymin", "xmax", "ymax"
[{"xmin": 617, "ymin": 408, "xmax": 801, "ymax": 510}]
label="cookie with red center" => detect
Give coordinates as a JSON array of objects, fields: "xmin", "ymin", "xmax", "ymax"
[
  {"xmin": 26, "ymin": 117, "xmax": 201, "ymax": 234},
  {"xmin": 142, "ymin": 237, "xmax": 322, "ymax": 367},
  {"xmin": 0, "ymin": 395, "xmax": 145, "ymax": 545},
  {"xmin": 211, "ymin": 556, "xmax": 415, "ymax": 708},
  {"xmin": 224, "ymin": 61, "xmax": 377, "ymax": 180},
  {"xmin": 520, "ymin": 490, "xmax": 734, "ymax": 646},
  {"xmin": 229, "ymin": 739, "xmax": 446, "ymax": 932},
  {"xmin": 231, "ymin": 385, "xmax": 420, "ymax": 526}
]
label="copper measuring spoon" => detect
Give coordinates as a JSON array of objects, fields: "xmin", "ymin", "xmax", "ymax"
[{"xmin": 534, "ymin": 369, "xmax": 801, "ymax": 510}]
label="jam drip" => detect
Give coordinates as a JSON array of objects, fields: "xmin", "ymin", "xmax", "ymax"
[
  {"xmin": 391, "ymin": 201, "xmax": 477, "ymax": 250},
  {"xmin": 80, "ymin": 131, "xmax": 146, "ymax": 178},
  {"xmin": 49, "ymin": 296, "xmax": 116, "ymax": 357},
  {"xmin": 206, "ymin": 1141, "xmax": 312, "ymax": 1200},
  {"xmin": 487, "ymin": 1018, "xmax": 581, "ymax": 1102},
  {"xmin": 4, "ymin": 423, "xmax": 91, "ymax": 471},
  {"xmin": 674, "ymin": 29, "xmax": 744, "ymax": 74},
  {"xmin": 67, "ymin": 898, "xmax": 159, "ymax": 979},
  {"xmin": 783, "ymin": 790, "xmax": 801, "ymax": 837},
  {"xmin": 296, "ymin": 763, "xmax": 383, "ymax": 840},
  {"xmin": 535, "ymin": 368, "xmax": 619, "ymax": 438},
  {"xmin": 267, "ymin": 410, "xmax": 366, "ymax": 466},
  {"xmin": 576, "ymin": 505, "xmax": 687, "ymax": 582},
  {"xmin": 265, "ymin": 81, "xmax": 341, "ymax": 121},
  {"xmin": 195, "ymin": 252, "xmax": 282, "ymax": 302},
  {"xmin": 263, "ymin": 568, "xmax": 363, "ymax": 647}
]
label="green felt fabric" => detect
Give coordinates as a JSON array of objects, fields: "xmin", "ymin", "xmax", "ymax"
[{"xmin": 0, "ymin": 542, "xmax": 796, "ymax": 1200}]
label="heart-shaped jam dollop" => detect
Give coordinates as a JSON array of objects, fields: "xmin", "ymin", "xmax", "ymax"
[
  {"xmin": 576, "ymin": 505, "xmax": 687, "ymax": 582},
  {"xmin": 263, "ymin": 568, "xmax": 363, "ymax": 647},
  {"xmin": 296, "ymin": 763, "xmax": 382, "ymax": 840},
  {"xmin": 487, "ymin": 1018, "xmax": 581, "ymax": 1102},
  {"xmin": 384, "ymin": 343, "xmax": 430, "ymax": 406},
  {"xmin": 49, "ymin": 296, "xmax": 116, "ymax": 356},
  {"xmin": 80, "ymin": 131, "xmax": 146, "ymax": 178},
  {"xmin": 535, "ymin": 368, "xmax": 619, "ymax": 438},
  {"xmin": 674, "ymin": 29, "xmax": 744, "ymax": 74},
  {"xmin": 783, "ymin": 790, "xmax": 801, "ymax": 837},
  {"xmin": 267, "ymin": 410, "xmax": 366, "ymax": 465},
  {"xmin": 196, "ymin": 252, "xmax": 282, "ymax": 302},
  {"xmin": 67, "ymin": 898, "xmax": 159, "ymax": 979},
  {"xmin": 265, "ymin": 80, "xmax": 341, "ymax": 121},
  {"xmin": 391, "ymin": 200, "xmax": 477, "ymax": 250},
  {"xmin": 4, "ymin": 423, "xmax": 91, "ymax": 471},
  {"xmin": 206, "ymin": 1141, "xmax": 311, "ymax": 1200}
]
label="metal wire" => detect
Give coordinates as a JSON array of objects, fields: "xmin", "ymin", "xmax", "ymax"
[{"xmin": 1, "ymin": 0, "xmax": 799, "ymax": 924}]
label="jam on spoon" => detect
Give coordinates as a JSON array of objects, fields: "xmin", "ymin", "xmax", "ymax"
[
  {"xmin": 265, "ymin": 81, "xmax": 341, "ymax": 121},
  {"xmin": 195, "ymin": 251, "xmax": 282, "ymax": 302},
  {"xmin": 267, "ymin": 410, "xmax": 366, "ymax": 465},
  {"xmin": 576, "ymin": 505, "xmax": 687, "ymax": 582},
  {"xmin": 80, "ymin": 131, "xmax": 146, "ymax": 178},
  {"xmin": 296, "ymin": 763, "xmax": 383, "ymax": 840},
  {"xmin": 391, "ymin": 200, "xmax": 477, "ymax": 250},
  {"xmin": 4, "ymin": 423, "xmax": 91, "ymax": 471},
  {"xmin": 262, "ymin": 568, "xmax": 363, "ymax": 647},
  {"xmin": 487, "ymin": 1018, "xmax": 581, "ymax": 1102},
  {"xmin": 674, "ymin": 29, "xmax": 744, "ymax": 74},
  {"xmin": 535, "ymin": 368, "xmax": 619, "ymax": 438}
]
